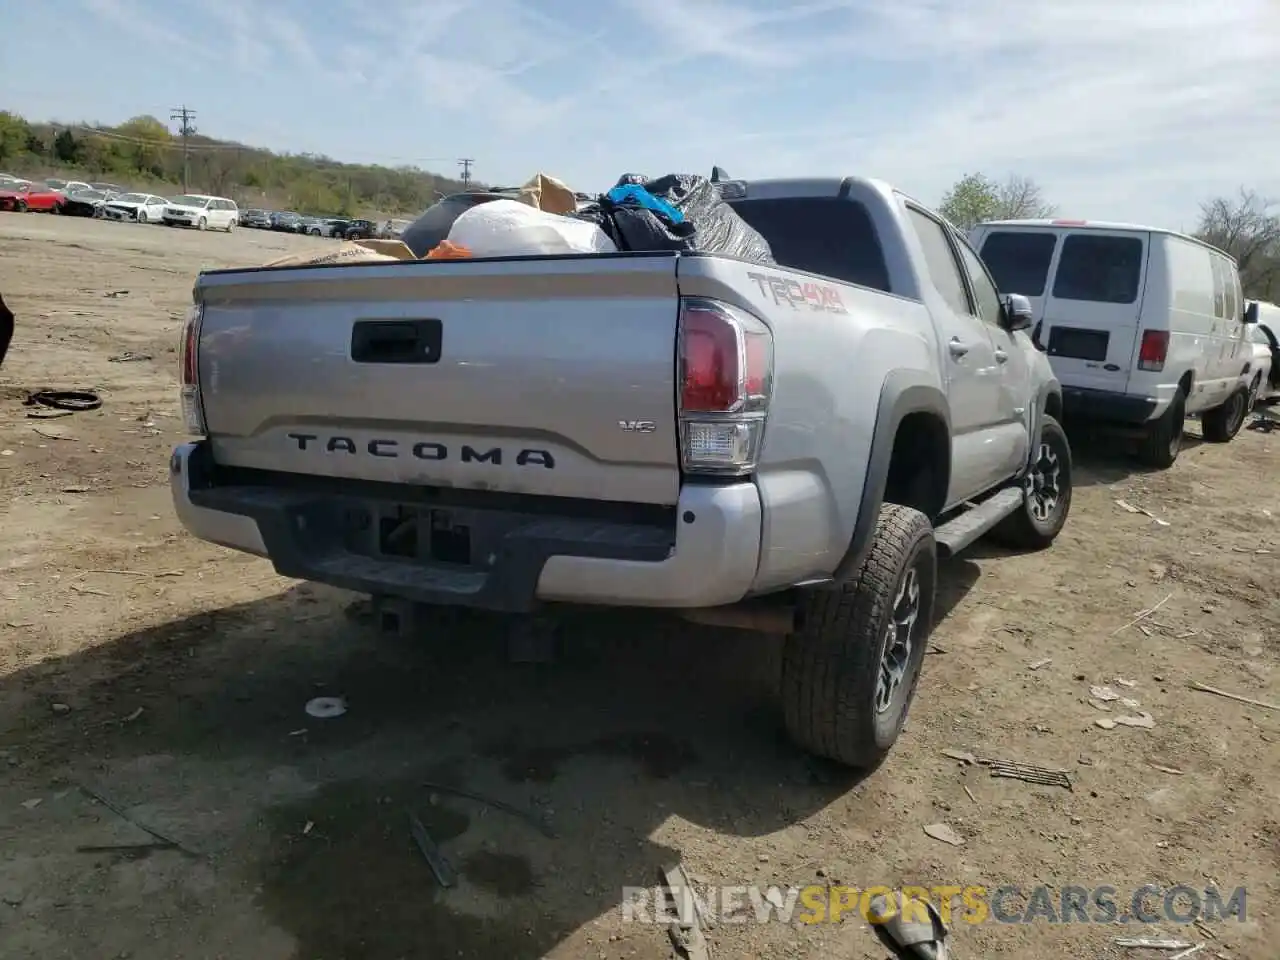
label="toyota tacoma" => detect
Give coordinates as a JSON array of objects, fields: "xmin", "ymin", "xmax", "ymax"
[{"xmin": 169, "ymin": 176, "xmax": 1072, "ymax": 768}]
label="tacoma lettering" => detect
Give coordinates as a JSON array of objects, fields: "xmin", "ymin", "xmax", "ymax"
[{"xmin": 286, "ymin": 433, "xmax": 555, "ymax": 468}]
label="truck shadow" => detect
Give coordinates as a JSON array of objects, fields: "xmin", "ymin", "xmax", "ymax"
[
  {"xmin": 1063, "ymin": 419, "xmax": 1204, "ymax": 488},
  {"xmin": 1, "ymin": 560, "xmax": 982, "ymax": 959}
]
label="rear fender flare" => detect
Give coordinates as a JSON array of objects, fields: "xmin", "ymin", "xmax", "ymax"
[{"xmin": 830, "ymin": 371, "xmax": 950, "ymax": 584}]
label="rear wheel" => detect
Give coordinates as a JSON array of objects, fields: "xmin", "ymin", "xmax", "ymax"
[
  {"xmin": 197, "ymin": 216, "xmax": 207, "ymax": 230},
  {"xmin": 225, "ymin": 218, "xmax": 235, "ymax": 233},
  {"xmin": 781, "ymin": 504, "xmax": 936, "ymax": 769},
  {"xmin": 989, "ymin": 415, "xmax": 1073, "ymax": 550},
  {"xmin": 1202, "ymin": 388, "xmax": 1248, "ymax": 442},
  {"xmin": 1137, "ymin": 388, "xmax": 1185, "ymax": 468}
]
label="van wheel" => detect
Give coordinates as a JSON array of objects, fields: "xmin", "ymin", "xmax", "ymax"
[
  {"xmin": 1201, "ymin": 388, "xmax": 1248, "ymax": 442},
  {"xmin": 1137, "ymin": 389, "xmax": 1185, "ymax": 468},
  {"xmin": 781, "ymin": 504, "xmax": 936, "ymax": 770},
  {"xmin": 988, "ymin": 415, "xmax": 1073, "ymax": 550}
]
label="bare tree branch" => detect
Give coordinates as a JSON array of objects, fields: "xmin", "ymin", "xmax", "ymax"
[{"xmin": 1196, "ymin": 188, "xmax": 1280, "ymax": 300}]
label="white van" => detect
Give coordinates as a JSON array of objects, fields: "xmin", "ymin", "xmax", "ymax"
[
  {"xmin": 161, "ymin": 194, "xmax": 239, "ymax": 232},
  {"xmin": 969, "ymin": 219, "xmax": 1261, "ymax": 467}
]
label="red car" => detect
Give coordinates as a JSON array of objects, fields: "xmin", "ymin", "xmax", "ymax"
[{"xmin": 0, "ymin": 182, "xmax": 63, "ymax": 213}]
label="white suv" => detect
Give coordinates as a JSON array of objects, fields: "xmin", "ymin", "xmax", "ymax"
[{"xmin": 162, "ymin": 194, "xmax": 239, "ymax": 231}]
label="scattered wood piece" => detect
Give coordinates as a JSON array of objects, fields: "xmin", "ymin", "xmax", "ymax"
[
  {"xmin": 1189, "ymin": 682, "xmax": 1279, "ymax": 712},
  {"xmin": 1167, "ymin": 945, "xmax": 1205, "ymax": 960},
  {"xmin": 1096, "ymin": 712, "xmax": 1156, "ymax": 730},
  {"xmin": 941, "ymin": 749, "xmax": 977, "ymax": 764},
  {"xmin": 1175, "ymin": 628, "xmax": 1201, "ymax": 640},
  {"xmin": 660, "ymin": 863, "xmax": 712, "ymax": 960},
  {"xmin": 1150, "ymin": 763, "xmax": 1184, "ymax": 775},
  {"xmin": 31, "ymin": 427, "xmax": 78, "ymax": 441},
  {"xmin": 1115, "ymin": 936, "xmax": 1193, "ymax": 949},
  {"xmin": 923, "ymin": 823, "xmax": 964, "ymax": 846},
  {"xmin": 407, "ymin": 811, "xmax": 457, "ymax": 887},
  {"xmin": 76, "ymin": 842, "xmax": 173, "ymax": 854},
  {"xmin": 1114, "ymin": 677, "xmax": 1137, "ymax": 687},
  {"xmin": 1193, "ymin": 920, "xmax": 1216, "ymax": 940},
  {"xmin": 1028, "ymin": 658, "xmax": 1053, "ymax": 670},
  {"xmin": 927, "ymin": 643, "xmax": 947, "ymax": 655},
  {"xmin": 1114, "ymin": 499, "xmax": 1142, "ymax": 513},
  {"xmin": 963, "ymin": 785, "xmax": 977, "ymax": 805},
  {"xmin": 69, "ymin": 584, "xmax": 110, "ymax": 597},
  {"xmin": 420, "ymin": 780, "xmax": 556, "ymax": 838},
  {"xmin": 1110, "ymin": 592, "xmax": 1174, "ymax": 637},
  {"xmin": 26, "ymin": 409, "xmax": 73, "ymax": 420},
  {"xmin": 940, "ymin": 750, "xmax": 1071, "ymax": 788},
  {"xmin": 77, "ymin": 784, "xmax": 194, "ymax": 857}
]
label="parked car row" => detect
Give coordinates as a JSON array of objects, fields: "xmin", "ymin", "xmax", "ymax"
[{"xmin": 237, "ymin": 207, "xmax": 409, "ymax": 241}]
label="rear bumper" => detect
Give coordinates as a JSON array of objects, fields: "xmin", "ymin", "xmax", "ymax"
[
  {"xmin": 170, "ymin": 441, "xmax": 761, "ymax": 612},
  {"xmin": 1062, "ymin": 386, "xmax": 1164, "ymax": 424}
]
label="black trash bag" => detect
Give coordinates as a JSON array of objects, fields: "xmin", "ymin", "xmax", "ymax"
[{"xmin": 593, "ymin": 173, "xmax": 775, "ymax": 265}]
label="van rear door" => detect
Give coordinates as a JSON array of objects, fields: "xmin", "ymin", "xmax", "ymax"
[{"xmin": 1038, "ymin": 229, "xmax": 1150, "ymax": 394}]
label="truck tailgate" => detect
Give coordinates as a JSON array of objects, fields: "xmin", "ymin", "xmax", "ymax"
[{"xmin": 195, "ymin": 255, "xmax": 682, "ymax": 504}]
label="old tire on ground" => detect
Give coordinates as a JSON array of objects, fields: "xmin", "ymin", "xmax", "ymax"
[
  {"xmin": 1137, "ymin": 388, "xmax": 1185, "ymax": 468},
  {"xmin": 1201, "ymin": 387, "xmax": 1248, "ymax": 442},
  {"xmin": 988, "ymin": 414, "xmax": 1073, "ymax": 550},
  {"xmin": 781, "ymin": 504, "xmax": 936, "ymax": 769}
]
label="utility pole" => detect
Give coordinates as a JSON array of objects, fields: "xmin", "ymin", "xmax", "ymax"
[
  {"xmin": 458, "ymin": 158, "xmax": 474, "ymax": 189},
  {"xmin": 169, "ymin": 105, "xmax": 197, "ymax": 192}
]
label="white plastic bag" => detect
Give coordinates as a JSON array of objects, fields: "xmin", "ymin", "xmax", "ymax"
[{"xmin": 445, "ymin": 199, "xmax": 616, "ymax": 257}]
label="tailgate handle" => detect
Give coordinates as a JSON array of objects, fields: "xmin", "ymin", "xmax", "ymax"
[{"xmin": 351, "ymin": 319, "xmax": 442, "ymax": 364}]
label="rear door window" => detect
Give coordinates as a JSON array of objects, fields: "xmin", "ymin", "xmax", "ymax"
[
  {"xmin": 1052, "ymin": 235, "xmax": 1144, "ymax": 304},
  {"xmin": 978, "ymin": 231, "xmax": 1058, "ymax": 297},
  {"xmin": 906, "ymin": 207, "xmax": 973, "ymax": 316},
  {"xmin": 729, "ymin": 197, "xmax": 891, "ymax": 292}
]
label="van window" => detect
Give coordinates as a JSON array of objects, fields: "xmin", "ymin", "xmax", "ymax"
[
  {"xmin": 906, "ymin": 207, "xmax": 972, "ymax": 316},
  {"xmin": 1052, "ymin": 235, "xmax": 1144, "ymax": 304},
  {"xmin": 1210, "ymin": 256, "xmax": 1226, "ymax": 318},
  {"xmin": 978, "ymin": 231, "xmax": 1057, "ymax": 297},
  {"xmin": 728, "ymin": 197, "xmax": 890, "ymax": 292}
]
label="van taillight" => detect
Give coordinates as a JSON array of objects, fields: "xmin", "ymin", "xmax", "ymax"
[
  {"xmin": 677, "ymin": 297, "xmax": 773, "ymax": 476},
  {"xmin": 1137, "ymin": 329, "xmax": 1169, "ymax": 372},
  {"xmin": 179, "ymin": 302, "xmax": 206, "ymax": 435}
]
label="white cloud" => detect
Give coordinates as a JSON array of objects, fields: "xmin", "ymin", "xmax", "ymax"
[{"xmin": 65, "ymin": 0, "xmax": 1280, "ymax": 224}]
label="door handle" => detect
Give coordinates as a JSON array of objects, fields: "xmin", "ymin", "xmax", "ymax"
[
  {"xmin": 948, "ymin": 338, "xmax": 970, "ymax": 358},
  {"xmin": 994, "ymin": 348, "xmax": 1008, "ymax": 363}
]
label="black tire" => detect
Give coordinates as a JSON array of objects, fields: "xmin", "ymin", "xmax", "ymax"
[
  {"xmin": 988, "ymin": 414, "xmax": 1073, "ymax": 550},
  {"xmin": 1137, "ymin": 388, "xmax": 1185, "ymax": 468},
  {"xmin": 1201, "ymin": 387, "xmax": 1248, "ymax": 442},
  {"xmin": 781, "ymin": 504, "xmax": 937, "ymax": 769}
]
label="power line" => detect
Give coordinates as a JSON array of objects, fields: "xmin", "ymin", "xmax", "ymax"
[
  {"xmin": 458, "ymin": 158, "xmax": 474, "ymax": 188},
  {"xmin": 169, "ymin": 105, "xmax": 197, "ymax": 192}
]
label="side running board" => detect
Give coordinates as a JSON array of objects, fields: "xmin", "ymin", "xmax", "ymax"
[{"xmin": 933, "ymin": 487, "xmax": 1023, "ymax": 558}]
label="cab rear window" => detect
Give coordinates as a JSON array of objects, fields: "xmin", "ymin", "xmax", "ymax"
[
  {"xmin": 1052, "ymin": 235, "xmax": 1144, "ymax": 304},
  {"xmin": 978, "ymin": 231, "xmax": 1057, "ymax": 297}
]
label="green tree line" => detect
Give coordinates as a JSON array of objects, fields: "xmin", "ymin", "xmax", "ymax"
[
  {"xmin": 0, "ymin": 109, "xmax": 472, "ymax": 218},
  {"xmin": 938, "ymin": 172, "xmax": 1280, "ymax": 302}
]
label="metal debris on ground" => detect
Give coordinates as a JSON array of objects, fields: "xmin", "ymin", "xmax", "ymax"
[
  {"xmin": 1188, "ymin": 681, "xmax": 1280, "ymax": 713},
  {"xmin": 420, "ymin": 780, "xmax": 557, "ymax": 838},
  {"xmin": 407, "ymin": 811, "xmax": 457, "ymax": 887},
  {"xmin": 868, "ymin": 892, "xmax": 951, "ymax": 960},
  {"xmin": 77, "ymin": 783, "xmax": 195, "ymax": 857},
  {"xmin": 940, "ymin": 750, "xmax": 1072, "ymax": 789},
  {"xmin": 659, "ymin": 862, "xmax": 712, "ymax": 960},
  {"xmin": 304, "ymin": 696, "xmax": 347, "ymax": 719}
]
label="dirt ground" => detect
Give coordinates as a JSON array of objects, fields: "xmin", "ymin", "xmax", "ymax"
[{"xmin": 0, "ymin": 213, "xmax": 1277, "ymax": 960}]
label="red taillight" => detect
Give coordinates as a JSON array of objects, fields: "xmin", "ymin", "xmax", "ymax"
[
  {"xmin": 1137, "ymin": 329, "xmax": 1168, "ymax": 372},
  {"xmin": 677, "ymin": 298, "xmax": 773, "ymax": 476},
  {"xmin": 179, "ymin": 303, "xmax": 206, "ymax": 435}
]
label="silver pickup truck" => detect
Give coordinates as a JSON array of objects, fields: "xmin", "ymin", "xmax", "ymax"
[{"xmin": 170, "ymin": 176, "xmax": 1071, "ymax": 768}]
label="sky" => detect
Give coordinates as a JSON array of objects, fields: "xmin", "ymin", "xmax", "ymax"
[{"xmin": 3, "ymin": 0, "xmax": 1278, "ymax": 229}]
